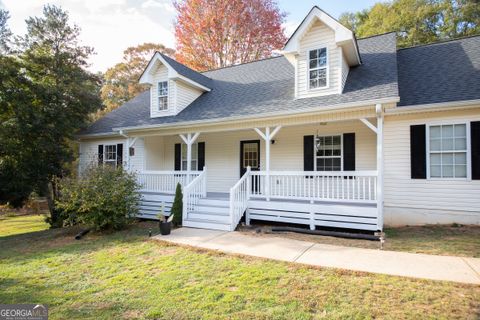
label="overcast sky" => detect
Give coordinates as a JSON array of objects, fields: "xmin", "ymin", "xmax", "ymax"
[{"xmin": 0, "ymin": 0, "xmax": 378, "ymax": 72}]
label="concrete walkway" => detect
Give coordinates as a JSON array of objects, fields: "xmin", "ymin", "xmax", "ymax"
[{"xmin": 154, "ymin": 228, "xmax": 480, "ymax": 285}]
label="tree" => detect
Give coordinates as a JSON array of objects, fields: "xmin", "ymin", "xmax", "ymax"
[
  {"xmin": 171, "ymin": 183, "xmax": 183, "ymax": 226},
  {"xmin": 174, "ymin": 0, "xmax": 287, "ymax": 71},
  {"xmin": 0, "ymin": 5, "xmax": 102, "ymax": 216},
  {"xmin": 0, "ymin": 10, "xmax": 12, "ymax": 54},
  {"xmin": 339, "ymin": 0, "xmax": 480, "ymax": 48},
  {"xmin": 100, "ymin": 43, "xmax": 174, "ymax": 115}
]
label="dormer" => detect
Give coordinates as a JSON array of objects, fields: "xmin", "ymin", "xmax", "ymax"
[
  {"xmin": 139, "ymin": 52, "xmax": 212, "ymax": 118},
  {"xmin": 282, "ymin": 7, "xmax": 361, "ymax": 98}
]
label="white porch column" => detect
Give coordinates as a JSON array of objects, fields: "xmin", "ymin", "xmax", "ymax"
[
  {"xmin": 254, "ymin": 126, "xmax": 281, "ymax": 201},
  {"xmin": 376, "ymin": 104, "xmax": 384, "ymax": 231},
  {"xmin": 360, "ymin": 105, "xmax": 384, "ymax": 231},
  {"xmin": 180, "ymin": 132, "xmax": 200, "ymax": 183}
]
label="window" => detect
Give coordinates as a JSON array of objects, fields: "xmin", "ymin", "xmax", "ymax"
[
  {"xmin": 181, "ymin": 143, "xmax": 198, "ymax": 170},
  {"xmin": 308, "ymin": 48, "xmax": 328, "ymax": 89},
  {"xmin": 243, "ymin": 142, "xmax": 259, "ymax": 169},
  {"xmin": 158, "ymin": 81, "xmax": 168, "ymax": 110},
  {"xmin": 428, "ymin": 123, "xmax": 468, "ymax": 178},
  {"xmin": 104, "ymin": 144, "xmax": 117, "ymax": 167},
  {"xmin": 315, "ymin": 135, "xmax": 341, "ymax": 171}
]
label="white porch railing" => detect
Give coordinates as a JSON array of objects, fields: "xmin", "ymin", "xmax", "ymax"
[
  {"xmin": 250, "ymin": 171, "xmax": 378, "ymax": 203},
  {"xmin": 229, "ymin": 167, "xmax": 251, "ymax": 230},
  {"xmin": 182, "ymin": 167, "xmax": 207, "ymax": 223},
  {"xmin": 137, "ymin": 170, "xmax": 201, "ymax": 194}
]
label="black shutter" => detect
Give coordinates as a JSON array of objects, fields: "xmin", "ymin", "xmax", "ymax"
[
  {"xmin": 343, "ymin": 133, "xmax": 355, "ymax": 171},
  {"xmin": 304, "ymin": 135, "xmax": 314, "ymax": 171},
  {"xmin": 174, "ymin": 143, "xmax": 181, "ymax": 171},
  {"xmin": 198, "ymin": 142, "xmax": 205, "ymax": 171},
  {"xmin": 116, "ymin": 144, "xmax": 123, "ymax": 167},
  {"xmin": 98, "ymin": 144, "xmax": 104, "ymax": 165},
  {"xmin": 410, "ymin": 124, "xmax": 426, "ymax": 179},
  {"xmin": 471, "ymin": 121, "xmax": 480, "ymax": 180}
]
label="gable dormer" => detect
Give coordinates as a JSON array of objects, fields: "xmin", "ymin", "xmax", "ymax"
[
  {"xmin": 139, "ymin": 52, "xmax": 212, "ymax": 118},
  {"xmin": 283, "ymin": 7, "xmax": 361, "ymax": 98}
]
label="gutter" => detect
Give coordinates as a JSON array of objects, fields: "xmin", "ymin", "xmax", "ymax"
[
  {"xmin": 109, "ymin": 96, "xmax": 400, "ymax": 135},
  {"xmin": 385, "ymin": 99, "xmax": 480, "ymax": 115}
]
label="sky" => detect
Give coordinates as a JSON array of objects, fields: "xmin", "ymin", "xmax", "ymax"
[{"xmin": 0, "ymin": 0, "xmax": 378, "ymax": 72}]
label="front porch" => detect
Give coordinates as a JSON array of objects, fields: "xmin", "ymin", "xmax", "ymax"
[{"xmin": 126, "ymin": 106, "xmax": 385, "ymax": 232}]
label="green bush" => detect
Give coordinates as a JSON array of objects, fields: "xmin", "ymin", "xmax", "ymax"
[
  {"xmin": 171, "ymin": 183, "xmax": 183, "ymax": 226},
  {"xmin": 55, "ymin": 165, "xmax": 141, "ymax": 231}
]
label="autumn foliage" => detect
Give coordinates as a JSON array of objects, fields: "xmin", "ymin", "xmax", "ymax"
[{"xmin": 174, "ymin": 0, "xmax": 287, "ymax": 71}]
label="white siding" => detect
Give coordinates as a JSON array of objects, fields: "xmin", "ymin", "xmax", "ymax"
[
  {"xmin": 150, "ymin": 65, "xmax": 176, "ymax": 118},
  {"xmin": 129, "ymin": 138, "xmax": 145, "ymax": 172},
  {"xmin": 297, "ymin": 19, "xmax": 343, "ymax": 98},
  {"xmin": 175, "ymin": 81, "xmax": 203, "ymax": 114},
  {"xmin": 144, "ymin": 136, "xmax": 165, "ymax": 170},
  {"xmin": 143, "ymin": 120, "xmax": 376, "ymax": 193},
  {"xmin": 149, "ymin": 64, "xmax": 204, "ymax": 117},
  {"xmin": 384, "ymin": 108, "xmax": 480, "ymax": 225}
]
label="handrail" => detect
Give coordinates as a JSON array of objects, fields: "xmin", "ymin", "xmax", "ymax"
[
  {"xmin": 182, "ymin": 167, "xmax": 207, "ymax": 224},
  {"xmin": 250, "ymin": 170, "xmax": 378, "ymax": 203},
  {"xmin": 229, "ymin": 167, "xmax": 251, "ymax": 230},
  {"xmin": 137, "ymin": 170, "xmax": 200, "ymax": 194},
  {"xmin": 252, "ymin": 170, "xmax": 378, "ymax": 177}
]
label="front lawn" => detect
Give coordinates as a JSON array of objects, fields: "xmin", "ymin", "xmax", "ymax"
[
  {"xmin": 240, "ymin": 224, "xmax": 480, "ymax": 258},
  {"xmin": 0, "ymin": 215, "xmax": 479, "ymax": 319}
]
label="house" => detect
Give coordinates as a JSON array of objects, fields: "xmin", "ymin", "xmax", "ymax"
[{"xmin": 78, "ymin": 6, "xmax": 480, "ymax": 232}]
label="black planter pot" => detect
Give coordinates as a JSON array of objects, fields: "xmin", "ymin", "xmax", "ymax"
[{"xmin": 159, "ymin": 221, "xmax": 172, "ymax": 235}]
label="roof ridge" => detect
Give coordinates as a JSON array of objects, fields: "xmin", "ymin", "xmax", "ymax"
[
  {"xmin": 356, "ymin": 31, "xmax": 396, "ymax": 41},
  {"xmin": 201, "ymin": 55, "xmax": 284, "ymax": 74},
  {"xmin": 158, "ymin": 52, "xmax": 211, "ymax": 80},
  {"xmin": 397, "ymin": 34, "xmax": 480, "ymax": 51}
]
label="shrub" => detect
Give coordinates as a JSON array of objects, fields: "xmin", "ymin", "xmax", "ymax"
[
  {"xmin": 171, "ymin": 183, "xmax": 183, "ymax": 226},
  {"xmin": 55, "ymin": 165, "xmax": 141, "ymax": 231}
]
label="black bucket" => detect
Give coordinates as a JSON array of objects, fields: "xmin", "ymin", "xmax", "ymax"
[{"xmin": 159, "ymin": 221, "xmax": 172, "ymax": 235}]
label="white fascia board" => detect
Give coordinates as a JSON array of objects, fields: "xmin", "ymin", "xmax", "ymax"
[
  {"xmin": 139, "ymin": 52, "xmax": 210, "ymax": 91},
  {"xmin": 172, "ymin": 73, "xmax": 211, "ymax": 92},
  {"xmin": 282, "ymin": 7, "xmax": 360, "ymax": 66},
  {"xmin": 112, "ymin": 96, "xmax": 400, "ymax": 134},
  {"xmin": 385, "ymin": 99, "xmax": 480, "ymax": 115}
]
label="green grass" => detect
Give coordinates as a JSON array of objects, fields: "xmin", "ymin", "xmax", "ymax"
[
  {"xmin": 0, "ymin": 214, "xmax": 49, "ymax": 236},
  {"xmin": 385, "ymin": 225, "xmax": 480, "ymax": 257},
  {"xmin": 0, "ymin": 215, "xmax": 479, "ymax": 319}
]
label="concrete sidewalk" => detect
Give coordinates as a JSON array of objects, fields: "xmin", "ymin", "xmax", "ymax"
[{"xmin": 154, "ymin": 228, "xmax": 480, "ymax": 285}]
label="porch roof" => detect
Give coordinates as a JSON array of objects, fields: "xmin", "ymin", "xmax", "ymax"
[{"xmin": 80, "ymin": 33, "xmax": 400, "ymax": 136}]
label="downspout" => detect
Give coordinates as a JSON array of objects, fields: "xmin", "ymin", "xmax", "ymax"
[{"xmin": 119, "ymin": 130, "xmax": 130, "ymax": 171}]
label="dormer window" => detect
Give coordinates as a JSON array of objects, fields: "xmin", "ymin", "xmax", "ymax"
[
  {"xmin": 308, "ymin": 48, "xmax": 328, "ymax": 89},
  {"xmin": 158, "ymin": 81, "xmax": 168, "ymax": 110}
]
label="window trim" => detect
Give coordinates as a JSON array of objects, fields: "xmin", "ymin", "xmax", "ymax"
[
  {"xmin": 426, "ymin": 121, "xmax": 471, "ymax": 181},
  {"xmin": 307, "ymin": 46, "xmax": 329, "ymax": 91},
  {"xmin": 103, "ymin": 144, "xmax": 118, "ymax": 168},
  {"xmin": 180, "ymin": 142, "xmax": 199, "ymax": 171},
  {"xmin": 158, "ymin": 81, "xmax": 168, "ymax": 111},
  {"xmin": 313, "ymin": 133, "xmax": 343, "ymax": 171}
]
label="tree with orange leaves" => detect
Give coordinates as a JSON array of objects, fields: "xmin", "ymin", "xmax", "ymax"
[{"xmin": 174, "ymin": 0, "xmax": 287, "ymax": 71}]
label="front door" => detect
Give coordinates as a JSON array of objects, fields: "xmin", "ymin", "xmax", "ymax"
[{"xmin": 240, "ymin": 140, "xmax": 260, "ymax": 192}]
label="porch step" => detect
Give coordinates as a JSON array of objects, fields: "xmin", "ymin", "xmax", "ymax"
[
  {"xmin": 183, "ymin": 195, "xmax": 233, "ymax": 231},
  {"xmin": 183, "ymin": 219, "xmax": 232, "ymax": 231},
  {"xmin": 195, "ymin": 204, "xmax": 229, "ymax": 214},
  {"xmin": 197, "ymin": 198, "xmax": 229, "ymax": 207},
  {"xmin": 187, "ymin": 211, "xmax": 231, "ymax": 224}
]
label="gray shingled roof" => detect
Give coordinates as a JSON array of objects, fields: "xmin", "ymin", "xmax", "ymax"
[
  {"xmin": 81, "ymin": 32, "xmax": 400, "ymax": 135},
  {"xmin": 397, "ymin": 36, "xmax": 480, "ymax": 107},
  {"xmin": 159, "ymin": 53, "xmax": 213, "ymax": 89}
]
